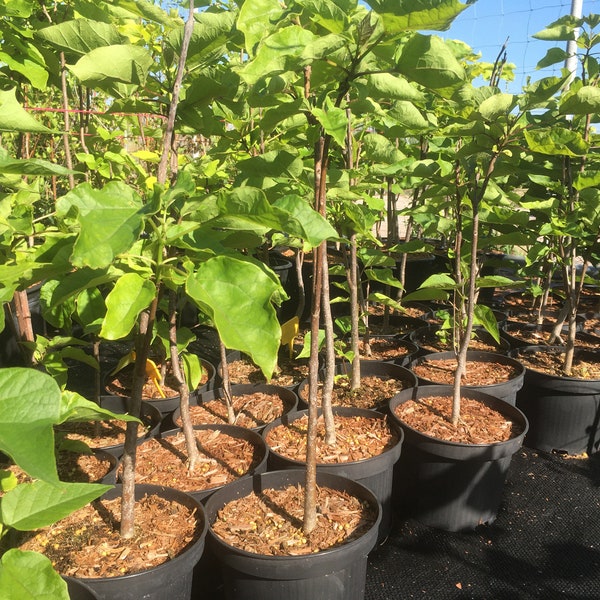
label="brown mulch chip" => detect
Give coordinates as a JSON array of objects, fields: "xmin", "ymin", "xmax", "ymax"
[
  {"xmin": 17, "ymin": 493, "xmax": 204, "ymax": 578},
  {"xmin": 412, "ymin": 358, "xmax": 519, "ymax": 386},
  {"xmin": 211, "ymin": 483, "xmax": 377, "ymax": 556},
  {"xmin": 175, "ymin": 392, "xmax": 292, "ymax": 429},
  {"xmin": 395, "ymin": 395, "xmax": 524, "ymax": 444},
  {"xmin": 127, "ymin": 430, "xmax": 263, "ymax": 492},
  {"xmin": 226, "ymin": 356, "xmax": 309, "ymax": 387},
  {"xmin": 265, "ymin": 414, "xmax": 400, "ymax": 463},
  {"xmin": 517, "ymin": 349, "xmax": 600, "ymax": 379},
  {"xmin": 301, "ymin": 375, "xmax": 410, "ymax": 410}
]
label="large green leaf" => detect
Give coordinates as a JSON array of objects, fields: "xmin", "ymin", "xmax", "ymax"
[
  {"xmin": 311, "ymin": 98, "xmax": 348, "ymax": 148},
  {"xmin": 0, "ymin": 368, "xmax": 60, "ymax": 483},
  {"xmin": 478, "ymin": 93, "xmax": 515, "ymax": 121},
  {"xmin": 241, "ymin": 26, "xmax": 315, "ymax": 83},
  {"xmin": 0, "ymin": 89, "xmax": 52, "ymax": 133},
  {"xmin": 364, "ymin": 73, "xmax": 424, "ymax": 101},
  {"xmin": 273, "ymin": 195, "xmax": 340, "ymax": 247},
  {"xmin": 237, "ymin": 0, "xmax": 285, "ymax": 55},
  {"xmin": 559, "ymin": 86, "xmax": 600, "ymax": 115},
  {"xmin": 35, "ymin": 19, "xmax": 126, "ymax": 56},
  {"xmin": 0, "ymin": 156, "xmax": 73, "ymax": 176},
  {"xmin": 368, "ymin": 0, "xmax": 469, "ymax": 32},
  {"xmin": 58, "ymin": 390, "xmax": 140, "ymax": 424},
  {"xmin": 397, "ymin": 34, "xmax": 465, "ymax": 90},
  {"xmin": 186, "ymin": 256, "xmax": 281, "ymax": 379},
  {"xmin": 56, "ymin": 182, "xmax": 144, "ymax": 269},
  {"xmin": 69, "ymin": 45, "xmax": 154, "ymax": 87},
  {"xmin": 1, "ymin": 480, "xmax": 111, "ymax": 531},
  {"xmin": 100, "ymin": 273, "xmax": 156, "ymax": 340},
  {"xmin": 524, "ymin": 128, "xmax": 588, "ymax": 157},
  {"xmin": 533, "ymin": 16, "xmax": 579, "ymax": 41},
  {"xmin": 0, "ymin": 549, "xmax": 70, "ymax": 600}
]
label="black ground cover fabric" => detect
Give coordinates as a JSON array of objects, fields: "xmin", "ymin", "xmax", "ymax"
[{"xmin": 366, "ymin": 448, "xmax": 600, "ymax": 599}]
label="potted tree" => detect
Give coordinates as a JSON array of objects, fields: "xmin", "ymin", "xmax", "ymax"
[{"xmin": 509, "ymin": 13, "xmax": 600, "ymax": 455}]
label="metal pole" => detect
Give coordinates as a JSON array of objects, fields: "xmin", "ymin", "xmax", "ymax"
[{"xmin": 565, "ymin": 0, "xmax": 584, "ymax": 84}]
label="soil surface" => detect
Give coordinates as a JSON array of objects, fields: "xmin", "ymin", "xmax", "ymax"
[
  {"xmin": 126, "ymin": 429, "xmax": 264, "ymax": 493},
  {"xmin": 516, "ymin": 347, "xmax": 600, "ymax": 379},
  {"xmin": 411, "ymin": 357, "xmax": 520, "ymax": 386},
  {"xmin": 174, "ymin": 391, "xmax": 294, "ymax": 430},
  {"xmin": 211, "ymin": 483, "xmax": 377, "ymax": 556},
  {"xmin": 356, "ymin": 337, "xmax": 416, "ymax": 362},
  {"xmin": 300, "ymin": 374, "xmax": 411, "ymax": 411},
  {"xmin": 1, "ymin": 451, "xmax": 114, "ymax": 485},
  {"xmin": 411, "ymin": 328, "xmax": 505, "ymax": 354},
  {"xmin": 225, "ymin": 355, "xmax": 309, "ymax": 387},
  {"xmin": 265, "ymin": 413, "xmax": 399, "ymax": 463},
  {"xmin": 105, "ymin": 360, "xmax": 213, "ymax": 400},
  {"xmin": 55, "ymin": 415, "xmax": 154, "ymax": 449},
  {"xmin": 16, "ymin": 492, "xmax": 203, "ymax": 578},
  {"xmin": 394, "ymin": 395, "xmax": 524, "ymax": 444}
]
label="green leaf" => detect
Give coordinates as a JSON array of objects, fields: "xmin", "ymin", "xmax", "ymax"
[
  {"xmin": 0, "ymin": 89, "xmax": 52, "ymax": 133},
  {"xmin": 419, "ymin": 273, "xmax": 458, "ymax": 289},
  {"xmin": 311, "ymin": 98, "xmax": 348, "ymax": 148},
  {"xmin": 524, "ymin": 128, "xmax": 588, "ymax": 157},
  {"xmin": 533, "ymin": 16, "xmax": 579, "ymax": 41},
  {"xmin": 187, "ymin": 256, "xmax": 281, "ymax": 380},
  {"xmin": 536, "ymin": 47, "xmax": 569, "ymax": 70},
  {"xmin": 478, "ymin": 93, "xmax": 515, "ymax": 121},
  {"xmin": 35, "ymin": 19, "xmax": 126, "ymax": 55},
  {"xmin": 58, "ymin": 390, "xmax": 140, "ymax": 424},
  {"xmin": 69, "ymin": 45, "xmax": 154, "ymax": 87},
  {"xmin": 368, "ymin": 0, "xmax": 469, "ymax": 32},
  {"xmin": 398, "ymin": 34, "xmax": 465, "ymax": 90},
  {"xmin": 0, "ymin": 156, "xmax": 74, "ymax": 176},
  {"xmin": 474, "ymin": 304, "xmax": 499, "ymax": 343},
  {"xmin": 56, "ymin": 182, "xmax": 144, "ymax": 269},
  {"xmin": 273, "ymin": 195, "xmax": 340, "ymax": 247},
  {"xmin": 364, "ymin": 73, "xmax": 424, "ymax": 101},
  {"xmin": 182, "ymin": 352, "xmax": 203, "ymax": 391},
  {"xmin": 237, "ymin": 0, "xmax": 285, "ymax": 54},
  {"xmin": 100, "ymin": 273, "xmax": 156, "ymax": 340},
  {"xmin": 1, "ymin": 480, "xmax": 111, "ymax": 531},
  {"xmin": 0, "ymin": 368, "xmax": 61, "ymax": 482},
  {"xmin": 559, "ymin": 86, "xmax": 600, "ymax": 115},
  {"xmin": 0, "ymin": 549, "xmax": 70, "ymax": 600}
]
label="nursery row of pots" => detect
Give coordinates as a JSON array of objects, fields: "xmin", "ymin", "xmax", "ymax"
[{"xmin": 51, "ymin": 377, "xmax": 528, "ymax": 600}]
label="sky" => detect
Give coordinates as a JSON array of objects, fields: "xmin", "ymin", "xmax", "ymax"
[{"xmin": 437, "ymin": 0, "xmax": 600, "ymax": 93}]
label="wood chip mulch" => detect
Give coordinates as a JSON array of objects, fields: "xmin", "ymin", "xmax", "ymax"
[
  {"xmin": 16, "ymin": 492, "xmax": 204, "ymax": 578},
  {"xmin": 394, "ymin": 395, "xmax": 524, "ymax": 444},
  {"xmin": 175, "ymin": 391, "xmax": 293, "ymax": 429},
  {"xmin": 411, "ymin": 358, "xmax": 519, "ymax": 386},
  {"xmin": 265, "ymin": 414, "xmax": 400, "ymax": 463},
  {"xmin": 517, "ymin": 348, "xmax": 600, "ymax": 379},
  {"xmin": 225, "ymin": 356, "xmax": 309, "ymax": 387},
  {"xmin": 126, "ymin": 429, "xmax": 264, "ymax": 492},
  {"xmin": 211, "ymin": 483, "xmax": 377, "ymax": 556},
  {"xmin": 301, "ymin": 375, "xmax": 410, "ymax": 410},
  {"xmin": 357, "ymin": 337, "xmax": 414, "ymax": 361},
  {"xmin": 55, "ymin": 414, "xmax": 153, "ymax": 449}
]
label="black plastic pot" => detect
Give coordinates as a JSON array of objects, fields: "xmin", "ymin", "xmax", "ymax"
[
  {"xmin": 135, "ymin": 424, "xmax": 269, "ymax": 503},
  {"xmin": 501, "ymin": 321, "xmax": 600, "ymax": 351},
  {"xmin": 204, "ymin": 469, "xmax": 381, "ymax": 600},
  {"xmin": 262, "ymin": 406, "xmax": 403, "ymax": 542},
  {"xmin": 510, "ymin": 345, "xmax": 600, "ymax": 454},
  {"xmin": 76, "ymin": 484, "xmax": 207, "ymax": 600},
  {"xmin": 408, "ymin": 350, "xmax": 525, "ymax": 406},
  {"xmin": 64, "ymin": 576, "xmax": 100, "ymax": 599},
  {"xmin": 297, "ymin": 360, "xmax": 418, "ymax": 413},
  {"xmin": 389, "ymin": 385, "xmax": 528, "ymax": 532},
  {"xmin": 168, "ymin": 383, "xmax": 298, "ymax": 433}
]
